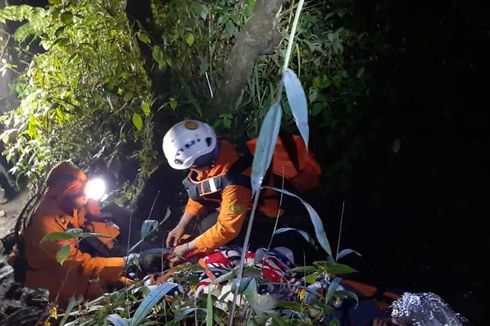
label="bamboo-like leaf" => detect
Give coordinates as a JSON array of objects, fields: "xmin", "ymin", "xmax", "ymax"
[
  {"xmin": 336, "ymin": 249, "xmax": 362, "ymax": 261},
  {"xmin": 242, "ymin": 279, "xmax": 261, "ymax": 313},
  {"xmin": 173, "ymin": 308, "xmax": 206, "ymax": 323},
  {"xmin": 333, "ymin": 290, "xmax": 359, "ymax": 305},
  {"xmin": 291, "ymin": 265, "xmax": 317, "ymax": 274},
  {"xmin": 59, "ymin": 296, "xmax": 82, "ymax": 326},
  {"xmin": 106, "ymin": 314, "xmax": 129, "ymax": 326},
  {"xmin": 274, "ymin": 227, "xmax": 315, "ymax": 247},
  {"xmin": 323, "ymin": 263, "xmax": 358, "ymax": 275},
  {"xmin": 231, "ymin": 277, "xmax": 253, "ymax": 294},
  {"xmin": 140, "ymin": 220, "xmax": 158, "ymax": 239},
  {"xmin": 251, "ymin": 102, "xmax": 282, "ymax": 194},
  {"xmin": 206, "ymin": 290, "xmax": 214, "ymax": 326},
  {"xmin": 325, "ymin": 277, "xmax": 342, "ymax": 304},
  {"xmin": 56, "ymin": 244, "xmax": 71, "ymax": 265},
  {"xmin": 262, "ymin": 186, "xmax": 332, "ymax": 256},
  {"xmin": 283, "ymin": 69, "xmax": 309, "ymax": 146},
  {"xmin": 130, "ymin": 282, "xmax": 179, "ymax": 326}
]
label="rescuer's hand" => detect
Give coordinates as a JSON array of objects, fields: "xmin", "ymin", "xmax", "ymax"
[{"xmin": 166, "ymin": 224, "xmax": 185, "ymax": 247}]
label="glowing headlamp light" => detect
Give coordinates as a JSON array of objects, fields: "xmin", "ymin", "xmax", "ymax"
[{"xmin": 84, "ymin": 177, "xmax": 107, "ymax": 201}]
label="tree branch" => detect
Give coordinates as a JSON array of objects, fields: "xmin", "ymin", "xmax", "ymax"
[{"xmin": 210, "ymin": 0, "xmax": 284, "ymax": 117}]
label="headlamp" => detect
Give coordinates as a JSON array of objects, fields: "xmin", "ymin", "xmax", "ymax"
[{"xmin": 84, "ymin": 177, "xmax": 107, "ymax": 201}]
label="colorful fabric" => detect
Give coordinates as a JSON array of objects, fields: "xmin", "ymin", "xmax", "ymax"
[{"xmin": 194, "ymin": 246, "xmax": 296, "ymax": 296}]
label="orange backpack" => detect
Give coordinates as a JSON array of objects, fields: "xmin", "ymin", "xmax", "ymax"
[{"xmin": 245, "ymin": 133, "xmax": 322, "ymax": 193}]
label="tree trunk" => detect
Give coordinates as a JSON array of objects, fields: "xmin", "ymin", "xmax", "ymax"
[{"xmin": 210, "ymin": 0, "xmax": 284, "ymax": 117}]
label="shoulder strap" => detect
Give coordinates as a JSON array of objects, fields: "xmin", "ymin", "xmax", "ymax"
[{"xmin": 182, "ymin": 147, "xmax": 253, "ymax": 201}]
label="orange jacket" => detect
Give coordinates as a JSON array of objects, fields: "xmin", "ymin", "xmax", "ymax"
[
  {"xmin": 23, "ymin": 194, "xmax": 125, "ymax": 307},
  {"xmin": 184, "ymin": 140, "xmax": 281, "ymax": 253},
  {"xmin": 21, "ymin": 162, "xmax": 125, "ymax": 307}
]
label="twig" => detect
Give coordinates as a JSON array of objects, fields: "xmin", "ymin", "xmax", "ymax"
[
  {"xmin": 147, "ymin": 190, "xmax": 161, "ymax": 220},
  {"xmin": 125, "ymin": 211, "xmax": 133, "ymax": 318},
  {"xmin": 335, "ymin": 201, "xmax": 345, "ymax": 261},
  {"xmin": 282, "ymin": 0, "xmax": 305, "ymax": 73},
  {"xmin": 228, "ymin": 189, "xmax": 261, "ymax": 325},
  {"xmin": 261, "ymin": 167, "xmax": 286, "ymax": 273},
  {"xmin": 205, "ymin": 72, "xmax": 214, "ymax": 99}
]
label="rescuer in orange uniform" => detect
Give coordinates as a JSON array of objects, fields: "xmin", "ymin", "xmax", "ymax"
[
  {"xmin": 163, "ymin": 120, "xmax": 283, "ymax": 259},
  {"xmin": 16, "ymin": 161, "xmax": 159, "ymax": 307},
  {"xmin": 17, "ymin": 162, "xmax": 125, "ymax": 306}
]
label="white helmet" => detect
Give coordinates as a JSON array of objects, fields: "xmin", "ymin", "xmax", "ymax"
[{"xmin": 162, "ymin": 120, "xmax": 217, "ymax": 170}]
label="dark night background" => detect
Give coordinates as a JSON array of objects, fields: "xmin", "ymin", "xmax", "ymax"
[
  {"xmin": 322, "ymin": 0, "xmax": 490, "ymax": 322},
  {"xmin": 3, "ymin": 0, "xmax": 489, "ymax": 323}
]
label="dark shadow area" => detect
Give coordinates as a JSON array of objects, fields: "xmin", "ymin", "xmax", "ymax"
[{"xmin": 310, "ymin": 1, "xmax": 489, "ymax": 323}]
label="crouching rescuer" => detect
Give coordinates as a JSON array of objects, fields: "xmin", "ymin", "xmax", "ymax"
[
  {"xmin": 8, "ymin": 161, "xmax": 162, "ymax": 307},
  {"xmin": 163, "ymin": 120, "xmax": 322, "ymax": 261}
]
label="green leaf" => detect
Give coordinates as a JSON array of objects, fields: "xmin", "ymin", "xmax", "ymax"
[
  {"xmin": 251, "ymin": 102, "xmax": 282, "ymax": 194},
  {"xmin": 140, "ymin": 220, "xmax": 158, "ymax": 239},
  {"xmin": 324, "ymin": 263, "xmax": 358, "ymax": 275},
  {"xmin": 274, "ymin": 227, "xmax": 315, "ymax": 247},
  {"xmin": 283, "ymin": 69, "xmax": 309, "ymax": 146},
  {"xmin": 151, "ymin": 46, "xmax": 167, "ymax": 70},
  {"xmin": 292, "ymin": 265, "xmax": 317, "ymax": 274},
  {"xmin": 225, "ymin": 20, "xmax": 237, "ymax": 36},
  {"xmin": 334, "ymin": 290, "xmax": 359, "ymax": 304},
  {"xmin": 41, "ymin": 232, "xmax": 76, "ymax": 242},
  {"xmin": 243, "ymin": 279, "xmax": 262, "ymax": 313},
  {"xmin": 336, "ymin": 249, "xmax": 362, "ymax": 261},
  {"xmin": 185, "ymin": 32, "xmax": 195, "ymax": 46},
  {"xmin": 132, "ymin": 113, "xmax": 143, "ymax": 131},
  {"xmin": 312, "ymin": 75, "xmax": 331, "ymax": 89},
  {"xmin": 106, "ymin": 314, "xmax": 129, "ymax": 326},
  {"xmin": 141, "ymin": 101, "xmax": 151, "ymax": 116},
  {"xmin": 130, "ymin": 282, "xmax": 180, "ymax": 326},
  {"xmin": 276, "ymin": 301, "xmax": 304, "ymax": 311},
  {"xmin": 169, "ymin": 97, "xmax": 178, "ymax": 110},
  {"xmin": 325, "ymin": 277, "xmax": 342, "ymax": 304},
  {"xmin": 60, "ymin": 12, "xmax": 73, "ymax": 25},
  {"xmin": 56, "ymin": 244, "xmax": 71, "ymax": 265},
  {"xmin": 137, "ymin": 32, "xmax": 151, "ymax": 45},
  {"xmin": 304, "ymin": 272, "xmax": 319, "ymax": 284},
  {"xmin": 263, "ymin": 187, "xmax": 333, "ymax": 257},
  {"xmin": 172, "ymin": 308, "xmax": 206, "ymax": 323},
  {"xmin": 206, "ymin": 290, "xmax": 213, "ymax": 326},
  {"xmin": 48, "ymin": 0, "xmax": 61, "ymax": 5},
  {"xmin": 231, "ymin": 277, "xmax": 253, "ymax": 294}
]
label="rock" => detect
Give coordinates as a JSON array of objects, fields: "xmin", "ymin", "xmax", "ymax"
[{"xmin": 0, "ymin": 210, "xmax": 6, "ymax": 218}]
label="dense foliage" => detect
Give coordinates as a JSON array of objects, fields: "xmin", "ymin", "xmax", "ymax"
[
  {"xmin": 0, "ymin": 0, "xmax": 377, "ymax": 197},
  {"xmin": 0, "ymin": 1, "xmax": 156, "ymax": 191}
]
